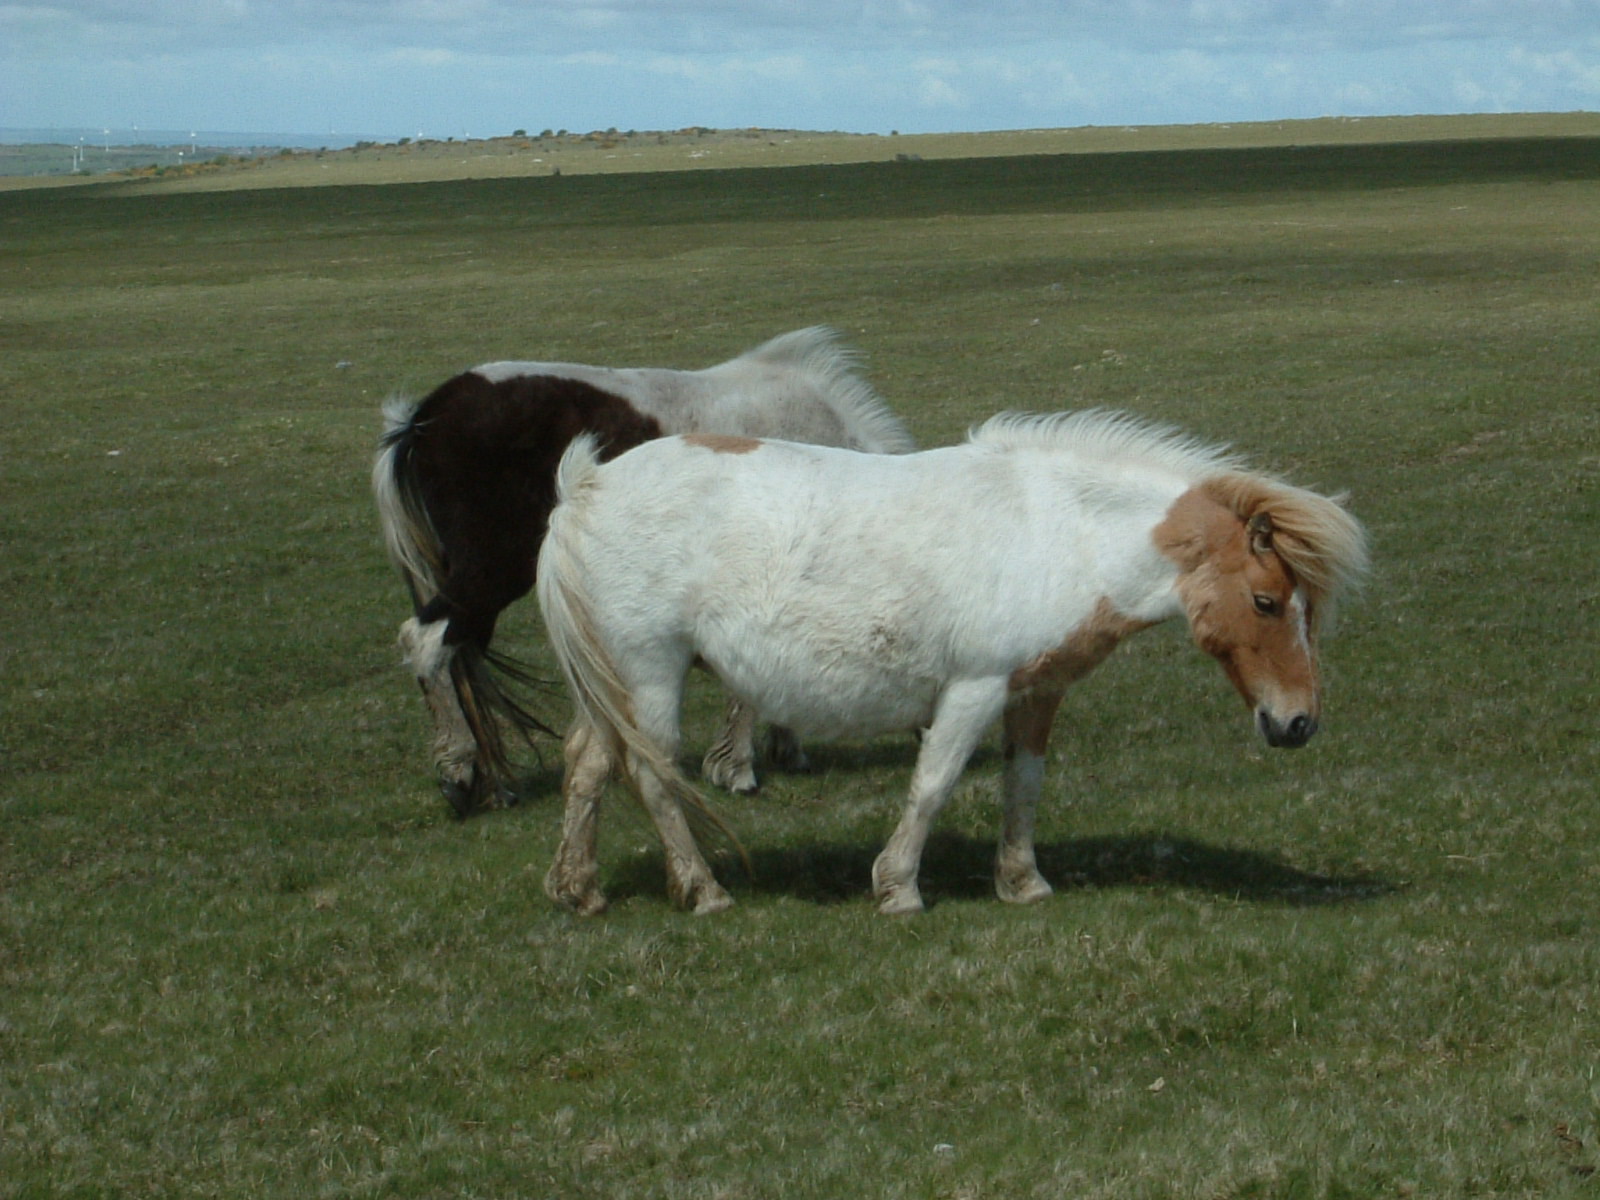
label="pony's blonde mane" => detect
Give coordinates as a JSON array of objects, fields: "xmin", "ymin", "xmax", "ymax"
[
  {"xmin": 972, "ymin": 409, "xmax": 1370, "ymax": 619},
  {"xmin": 1201, "ymin": 472, "xmax": 1370, "ymax": 619}
]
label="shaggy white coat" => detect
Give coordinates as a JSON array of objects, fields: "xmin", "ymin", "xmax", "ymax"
[{"xmin": 537, "ymin": 410, "xmax": 1367, "ymax": 916}]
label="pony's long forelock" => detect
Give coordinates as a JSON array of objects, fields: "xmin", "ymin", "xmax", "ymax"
[
  {"xmin": 1202, "ymin": 472, "xmax": 1371, "ymax": 622},
  {"xmin": 735, "ymin": 326, "xmax": 916, "ymax": 455},
  {"xmin": 970, "ymin": 408, "xmax": 1369, "ymax": 621}
]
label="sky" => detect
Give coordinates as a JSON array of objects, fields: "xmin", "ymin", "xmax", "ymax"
[{"xmin": 3, "ymin": 1, "xmax": 1599, "ymax": 143}]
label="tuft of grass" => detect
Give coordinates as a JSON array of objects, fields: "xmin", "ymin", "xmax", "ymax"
[{"xmin": 3, "ymin": 129, "xmax": 1598, "ymax": 1197}]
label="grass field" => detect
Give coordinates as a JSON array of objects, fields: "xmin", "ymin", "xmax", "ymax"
[{"xmin": 3, "ymin": 120, "xmax": 1599, "ymax": 1197}]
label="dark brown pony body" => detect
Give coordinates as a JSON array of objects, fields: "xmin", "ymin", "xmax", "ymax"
[
  {"xmin": 377, "ymin": 372, "xmax": 665, "ymax": 812},
  {"xmin": 389, "ymin": 371, "xmax": 663, "ymax": 650}
]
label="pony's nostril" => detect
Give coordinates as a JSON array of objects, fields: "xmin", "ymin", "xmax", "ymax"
[{"xmin": 1259, "ymin": 710, "xmax": 1316, "ymax": 748}]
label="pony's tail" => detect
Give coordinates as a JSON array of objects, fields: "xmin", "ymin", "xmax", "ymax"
[
  {"xmin": 538, "ymin": 438, "xmax": 748, "ymax": 871},
  {"xmin": 373, "ymin": 397, "xmax": 446, "ymax": 611}
]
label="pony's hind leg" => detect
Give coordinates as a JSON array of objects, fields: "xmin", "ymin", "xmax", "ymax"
[
  {"xmin": 702, "ymin": 695, "xmax": 761, "ymax": 794},
  {"xmin": 872, "ymin": 678, "xmax": 1008, "ymax": 915},
  {"xmin": 995, "ymin": 691, "xmax": 1064, "ymax": 905},
  {"xmin": 399, "ymin": 617, "xmax": 483, "ymax": 816},
  {"xmin": 631, "ymin": 758, "xmax": 734, "ymax": 914},
  {"xmin": 632, "ymin": 681, "xmax": 733, "ymax": 914},
  {"xmin": 545, "ymin": 720, "xmax": 613, "ymax": 916}
]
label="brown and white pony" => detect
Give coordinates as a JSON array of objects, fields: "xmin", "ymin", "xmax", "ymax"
[
  {"xmin": 535, "ymin": 410, "xmax": 1369, "ymax": 915},
  {"xmin": 373, "ymin": 327, "xmax": 913, "ymax": 815}
]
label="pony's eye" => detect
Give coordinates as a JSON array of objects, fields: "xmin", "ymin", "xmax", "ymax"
[{"xmin": 1253, "ymin": 594, "xmax": 1280, "ymax": 616}]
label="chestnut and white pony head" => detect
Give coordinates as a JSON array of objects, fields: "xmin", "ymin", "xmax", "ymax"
[{"xmin": 1151, "ymin": 460, "xmax": 1370, "ymax": 747}]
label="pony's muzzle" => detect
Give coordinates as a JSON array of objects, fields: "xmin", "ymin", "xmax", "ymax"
[{"xmin": 1258, "ymin": 708, "xmax": 1316, "ymax": 749}]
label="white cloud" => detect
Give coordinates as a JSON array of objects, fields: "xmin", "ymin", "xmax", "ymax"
[
  {"xmin": 561, "ymin": 50, "xmax": 622, "ymax": 67},
  {"xmin": 1511, "ymin": 44, "xmax": 1600, "ymax": 95},
  {"xmin": 916, "ymin": 73, "xmax": 966, "ymax": 110},
  {"xmin": 386, "ymin": 46, "xmax": 464, "ymax": 67},
  {"xmin": 645, "ymin": 52, "xmax": 808, "ymax": 85}
]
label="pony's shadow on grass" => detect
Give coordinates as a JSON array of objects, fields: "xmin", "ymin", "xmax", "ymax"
[
  {"xmin": 504, "ymin": 763, "xmax": 565, "ymax": 809},
  {"xmin": 606, "ymin": 830, "xmax": 1395, "ymax": 909},
  {"xmin": 785, "ymin": 738, "xmax": 998, "ymax": 775},
  {"xmin": 495, "ymin": 736, "xmax": 939, "ymax": 816}
]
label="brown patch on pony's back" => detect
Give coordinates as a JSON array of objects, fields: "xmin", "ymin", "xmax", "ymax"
[{"xmin": 683, "ymin": 433, "xmax": 762, "ymax": 454}]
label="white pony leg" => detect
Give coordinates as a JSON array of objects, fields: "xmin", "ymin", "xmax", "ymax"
[
  {"xmin": 398, "ymin": 618, "xmax": 479, "ymax": 810},
  {"xmin": 628, "ymin": 680, "xmax": 734, "ymax": 914},
  {"xmin": 630, "ymin": 755, "xmax": 734, "ymax": 914},
  {"xmin": 545, "ymin": 721, "xmax": 613, "ymax": 916},
  {"xmin": 873, "ymin": 679, "xmax": 1008, "ymax": 915},
  {"xmin": 995, "ymin": 692, "xmax": 1063, "ymax": 905},
  {"xmin": 702, "ymin": 695, "xmax": 761, "ymax": 794}
]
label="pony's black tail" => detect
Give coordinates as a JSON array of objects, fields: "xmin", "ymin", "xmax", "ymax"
[{"xmin": 374, "ymin": 398, "xmax": 556, "ymax": 807}]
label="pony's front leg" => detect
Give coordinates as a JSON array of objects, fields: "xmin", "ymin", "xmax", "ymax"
[
  {"xmin": 544, "ymin": 721, "xmax": 613, "ymax": 916},
  {"xmin": 701, "ymin": 695, "xmax": 761, "ymax": 794},
  {"xmin": 995, "ymin": 690, "xmax": 1064, "ymax": 905},
  {"xmin": 399, "ymin": 617, "xmax": 483, "ymax": 816},
  {"xmin": 873, "ymin": 679, "xmax": 1007, "ymax": 915}
]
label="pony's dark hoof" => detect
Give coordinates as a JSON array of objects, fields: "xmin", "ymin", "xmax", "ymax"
[
  {"xmin": 441, "ymin": 774, "xmax": 521, "ymax": 817},
  {"xmin": 441, "ymin": 779, "xmax": 478, "ymax": 819},
  {"xmin": 485, "ymin": 785, "xmax": 521, "ymax": 810}
]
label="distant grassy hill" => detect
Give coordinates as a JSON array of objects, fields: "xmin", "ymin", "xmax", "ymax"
[{"xmin": 3, "ymin": 111, "xmax": 1595, "ymax": 193}]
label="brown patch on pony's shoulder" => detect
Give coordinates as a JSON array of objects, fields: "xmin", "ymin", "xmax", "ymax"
[
  {"xmin": 1008, "ymin": 597, "xmax": 1152, "ymax": 696},
  {"xmin": 1152, "ymin": 486, "xmax": 1238, "ymax": 573},
  {"xmin": 683, "ymin": 433, "xmax": 762, "ymax": 454}
]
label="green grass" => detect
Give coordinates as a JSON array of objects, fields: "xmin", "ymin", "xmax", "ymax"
[{"xmin": 3, "ymin": 129, "xmax": 1599, "ymax": 1197}]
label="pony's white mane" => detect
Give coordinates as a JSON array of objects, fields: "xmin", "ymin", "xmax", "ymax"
[
  {"xmin": 969, "ymin": 409, "xmax": 1244, "ymax": 481},
  {"xmin": 971, "ymin": 409, "xmax": 1369, "ymax": 616},
  {"xmin": 736, "ymin": 326, "xmax": 916, "ymax": 455}
]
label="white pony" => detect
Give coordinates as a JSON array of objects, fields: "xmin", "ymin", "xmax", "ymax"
[{"xmin": 536, "ymin": 411, "xmax": 1369, "ymax": 915}]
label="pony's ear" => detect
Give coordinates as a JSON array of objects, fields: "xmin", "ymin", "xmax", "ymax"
[{"xmin": 1247, "ymin": 511, "xmax": 1274, "ymax": 555}]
